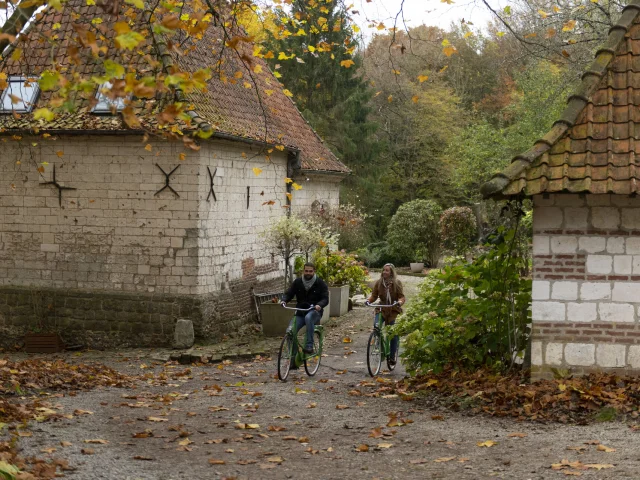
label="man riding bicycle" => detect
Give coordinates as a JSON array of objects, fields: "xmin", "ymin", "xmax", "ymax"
[
  {"xmin": 281, "ymin": 263, "xmax": 329, "ymax": 354},
  {"xmin": 366, "ymin": 263, "xmax": 406, "ymax": 367}
]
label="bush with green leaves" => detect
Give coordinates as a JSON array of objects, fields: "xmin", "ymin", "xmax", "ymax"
[
  {"xmin": 313, "ymin": 249, "xmax": 370, "ymax": 296},
  {"xmin": 355, "ymin": 241, "xmax": 402, "ymax": 268},
  {"xmin": 439, "ymin": 206, "xmax": 477, "ymax": 256},
  {"xmin": 386, "ymin": 199, "xmax": 443, "ymax": 267},
  {"xmin": 393, "ymin": 227, "xmax": 531, "ymax": 374}
]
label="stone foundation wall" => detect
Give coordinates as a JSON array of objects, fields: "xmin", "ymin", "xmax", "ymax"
[{"xmin": 531, "ymin": 193, "xmax": 640, "ymax": 378}]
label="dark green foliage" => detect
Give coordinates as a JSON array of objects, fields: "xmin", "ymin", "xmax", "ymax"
[{"xmin": 439, "ymin": 207, "xmax": 477, "ymax": 256}]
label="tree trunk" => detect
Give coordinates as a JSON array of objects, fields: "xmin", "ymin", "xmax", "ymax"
[{"xmin": 0, "ymin": 1, "xmax": 40, "ymax": 54}]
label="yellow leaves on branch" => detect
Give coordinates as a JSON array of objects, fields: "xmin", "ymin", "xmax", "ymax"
[
  {"xmin": 34, "ymin": 108, "xmax": 55, "ymax": 122},
  {"xmin": 252, "ymin": 167, "xmax": 262, "ymax": 176},
  {"xmin": 562, "ymin": 20, "xmax": 576, "ymax": 32},
  {"xmin": 340, "ymin": 59, "xmax": 355, "ymax": 68},
  {"xmin": 283, "ymin": 89, "xmax": 294, "ymax": 98},
  {"xmin": 417, "ymin": 75, "xmax": 429, "ymax": 83},
  {"xmin": 114, "ymin": 22, "xmax": 145, "ymax": 51}
]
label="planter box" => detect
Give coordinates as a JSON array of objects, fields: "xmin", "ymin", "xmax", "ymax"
[
  {"xmin": 24, "ymin": 333, "xmax": 64, "ymax": 353},
  {"xmin": 329, "ymin": 285, "xmax": 349, "ymax": 317},
  {"xmin": 259, "ymin": 297, "xmax": 331, "ymax": 337},
  {"xmin": 410, "ymin": 262, "xmax": 424, "ymax": 273}
]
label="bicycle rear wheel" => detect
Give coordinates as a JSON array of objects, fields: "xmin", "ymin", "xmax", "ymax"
[
  {"xmin": 367, "ymin": 330, "xmax": 382, "ymax": 377},
  {"xmin": 277, "ymin": 334, "xmax": 294, "ymax": 381},
  {"xmin": 304, "ymin": 331, "xmax": 322, "ymax": 376}
]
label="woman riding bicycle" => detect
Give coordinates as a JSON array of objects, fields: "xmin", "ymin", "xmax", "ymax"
[{"xmin": 366, "ymin": 263, "xmax": 405, "ymax": 367}]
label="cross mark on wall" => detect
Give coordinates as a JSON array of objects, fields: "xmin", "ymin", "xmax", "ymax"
[
  {"xmin": 154, "ymin": 164, "xmax": 180, "ymax": 198},
  {"xmin": 40, "ymin": 164, "xmax": 77, "ymax": 206},
  {"xmin": 207, "ymin": 166, "xmax": 217, "ymax": 202}
]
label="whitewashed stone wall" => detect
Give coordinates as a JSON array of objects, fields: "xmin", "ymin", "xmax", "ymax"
[
  {"xmin": 0, "ymin": 134, "xmax": 343, "ymax": 346},
  {"xmin": 531, "ymin": 193, "xmax": 640, "ymax": 377}
]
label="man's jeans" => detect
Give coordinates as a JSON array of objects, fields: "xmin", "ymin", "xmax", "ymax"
[
  {"xmin": 375, "ymin": 313, "xmax": 399, "ymax": 360},
  {"xmin": 289, "ymin": 310, "xmax": 322, "ymax": 350}
]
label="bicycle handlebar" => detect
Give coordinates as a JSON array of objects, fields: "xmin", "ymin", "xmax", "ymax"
[
  {"xmin": 365, "ymin": 301, "xmax": 399, "ymax": 308},
  {"xmin": 281, "ymin": 303, "xmax": 316, "ymax": 312}
]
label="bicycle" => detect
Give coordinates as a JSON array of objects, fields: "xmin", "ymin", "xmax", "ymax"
[
  {"xmin": 364, "ymin": 301, "xmax": 399, "ymax": 377},
  {"xmin": 277, "ymin": 305, "xmax": 325, "ymax": 381}
]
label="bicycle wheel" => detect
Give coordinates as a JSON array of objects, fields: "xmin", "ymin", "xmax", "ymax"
[
  {"xmin": 304, "ymin": 331, "xmax": 322, "ymax": 376},
  {"xmin": 367, "ymin": 330, "xmax": 382, "ymax": 377},
  {"xmin": 387, "ymin": 338, "xmax": 399, "ymax": 371},
  {"xmin": 277, "ymin": 334, "xmax": 294, "ymax": 381}
]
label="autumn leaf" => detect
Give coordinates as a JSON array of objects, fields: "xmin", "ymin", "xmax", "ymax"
[
  {"xmin": 133, "ymin": 455, "xmax": 154, "ymax": 461},
  {"xmin": 144, "ymin": 144, "xmax": 152, "ymax": 152},
  {"xmin": 434, "ymin": 457, "xmax": 456, "ymax": 462},
  {"xmin": 417, "ymin": 75, "xmax": 429, "ymax": 83},
  {"xmin": 283, "ymin": 89, "xmax": 294, "ymax": 98},
  {"xmin": 508, "ymin": 433, "xmax": 527, "ymax": 438},
  {"xmin": 84, "ymin": 439, "xmax": 108, "ymax": 444},
  {"xmin": 291, "ymin": 182, "xmax": 302, "ymax": 191},
  {"xmin": 336, "ymin": 405, "xmax": 349, "ymax": 410},
  {"xmin": 342, "ymin": 337, "xmax": 352, "ymax": 343},
  {"xmin": 147, "ymin": 417, "xmax": 168, "ymax": 422},
  {"xmin": 377, "ymin": 443, "xmax": 393, "ymax": 449},
  {"xmin": 56, "ymin": 151, "xmax": 64, "ymax": 158},
  {"xmin": 355, "ymin": 444, "xmax": 369, "ymax": 452},
  {"xmin": 596, "ymin": 444, "xmax": 615, "ymax": 453},
  {"xmin": 81, "ymin": 448, "xmax": 95, "ymax": 455},
  {"xmin": 267, "ymin": 456, "xmax": 284, "ymax": 463},
  {"xmin": 252, "ymin": 167, "xmax": 262, "ymax": 176},
  {"xmin": 209, "ymin": 459, "xmax": 225, "ymax": 465},
  {"xmin": 340, "ymin": 59, "xmax": 355, "ymax": 68},
  {"xmin": 412, "ymin": 95, "xmax": 419, "ymax": 104},
  {"xmin": 562, "ymin": 20, "xmax": 576, "ymax": 32},
  {"xmin": 477, "ymin": 440, "xmax": 497, "ymax": 447}
]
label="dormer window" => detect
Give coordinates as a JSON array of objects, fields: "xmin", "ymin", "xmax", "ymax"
[
  {"xmin": 0, "ymin": 76, "xmax": 39, "ymax": 113},
  {"xmin": 92, "ymin": 81, "xmax": 126, "ymax": 113}
]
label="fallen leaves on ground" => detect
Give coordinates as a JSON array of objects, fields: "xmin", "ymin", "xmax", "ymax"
[
  {"xmin": 477, "ymin": 440, "xmax": 497, "ymax": 448},
  {"xmin": 551, "ymin": 459, "xmax": 614, "ymax": 472},
  {"xmin": 399, "ymin": 369, "xmax": 640, "ymax": 423}
]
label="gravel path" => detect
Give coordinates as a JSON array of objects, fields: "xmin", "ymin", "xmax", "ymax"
[{"xmin": 7, "ymin": 275, "xmax": 640, "ymax": 479}]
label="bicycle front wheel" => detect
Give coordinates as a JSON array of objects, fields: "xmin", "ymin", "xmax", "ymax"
[
  {"xmin": 304, "ymin": 331, "xmax": 322, "ymax": 376},
  {"xmin": 367, "ymin": 330, "xmax": 382, "ymax": 377},
  {"xmin": 277, "ymin": 334, "xmax": 294, "ymax": 381}
]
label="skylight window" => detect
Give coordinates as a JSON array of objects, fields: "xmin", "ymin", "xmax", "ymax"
[
  {"xmin": 92, "ymin": 81, "xmax": 127, "ymax": 113},
  {"xmin": 0, "ymin": 76, "xmax": 39, "ymax": 113}
]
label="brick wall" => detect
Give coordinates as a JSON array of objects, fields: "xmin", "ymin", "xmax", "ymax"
[
  {"xmin": 0, "ymin": 135, "xmax": 342, "ymax": 347},
  {"xmin": 531, "ymin": 193, "xmax": 640, "ymax": 377}
]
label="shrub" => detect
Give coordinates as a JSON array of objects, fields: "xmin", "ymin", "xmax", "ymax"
[
  {"xmin": 386, "ymin": 199, "xmax": 443, "ymax": 267},
  {"xmin": 439, "ymin": 206, "xmax": 477, "ymax": 256},
  {"xmin": 313, "ymin": 249, "xmax": 370, "ymax": 296},
  {"xmin": 302, "ymin": 203, "xmax": 368, "ymax": 252},
  {"xmin": 355, "ymin": 241, "xmax": 402, "ymax": 268},
  {"xmin": 393, "ymin": 226, "xmax": 531, "ymax": 374}
]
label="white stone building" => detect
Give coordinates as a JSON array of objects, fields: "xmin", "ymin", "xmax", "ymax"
[
  {"xmin": 0, "ymin": 1, "xmax": 349, "ymax": 347},
  {"xmin": 482, "ymin": 1, "xmax": 640, "ymax": 378}
]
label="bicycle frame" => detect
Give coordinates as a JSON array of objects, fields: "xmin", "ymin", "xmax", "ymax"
[
  {"xmin": 366, "ymin": 301, "xmax": 398, "ymax": 363},
  {"xmin": 281, "ymin": 305, "xmax": 324, "ymax": 368}
]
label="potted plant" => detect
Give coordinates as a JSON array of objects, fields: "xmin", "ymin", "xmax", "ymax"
[
  {"xmin": 258, "ymin": 215, "xmax": 334, "ymax": 336},
  {"xmin": 313, "ymin": 249, "xmax": 370, "ymax": 317},
  {"xmin": 24, "ymin": 289, "xmax": 64, "ymax": 353}
]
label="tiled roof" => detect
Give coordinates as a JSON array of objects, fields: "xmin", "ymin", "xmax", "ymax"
[
  {"xmin": 481, "ymin": 0, "xmax": 640, "ymax": 198},
  {"xmin": 0, "ymin": 1, "xmax": 349, "ymax": 174}
]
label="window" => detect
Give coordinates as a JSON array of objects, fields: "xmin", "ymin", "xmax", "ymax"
[
  {"xmin": 92, "ymin": 81, "xmax": 126, "ymax": 113},
  {"xmin": 0, "ymin": 76, "xmax": 39, "ymax": 113}
]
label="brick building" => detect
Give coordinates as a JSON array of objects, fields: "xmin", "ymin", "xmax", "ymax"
[
  {"xmin": 482, "ymin": 1, "xmax": 640, "ymax": 378},
  {"xmin": 0, "ymin": 2, "xmax": 349, "ymax": 348}
]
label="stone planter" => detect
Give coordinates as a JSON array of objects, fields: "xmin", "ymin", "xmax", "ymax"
[
  {"xmin": 259, "ymin": 297, "xmax": 331, "ymax": 337},
  {"xmin": 24, "ymin": 333, "xmax": 64, "ymax": 353},
  {"xmin": 410, "ymin": 262, "xmax": 424, "ymax": 273},
  {"xmin": 328, "ymin": 285, "xmax": 349, "ymax": 317}
]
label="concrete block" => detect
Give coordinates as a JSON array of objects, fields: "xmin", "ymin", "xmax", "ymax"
[
  {"xmin": 567, "ymin": 302, "xmax": 598, "ymax": 322},
  {"xmin": 533, "ymin": 207, "xmax": 563, "ymax": 230},
  {"xmin": 564, "ymin": 343, "xmax": 595, "ymax": 366},
  {"xmin": 579, "ymin": 236, "xmax": 606, "ymax": 254},
  {"xmin": 533, "ymin": 195, "xmax": 555, "ymax": 207},
  {"xmin": 627, "ymin": 345, "xmax": 640, "ymax": 368},
  {"xmin": 627, "ymin": 237, "xmax": 640, "ymax": 254},
  {"xmin": 633, "ymin": 256, "xmax": 640, "ymax": 274},
  {"xmin": 564, "ymin": 207, "xmax": 589, "ymax": 229},
  {"xmin": 613, "ymin": 255, "xmax": 633, "ymax": 275},
  {"xmin": 532, "ymin": 301, "xmax": 566, "ymax": 321},
  {"xmin": 586, "ymin": 255, "xmax": 613, "ymax": 274},
  {"xmin": 555, "ymin": 195, "xmax": 585, "ymax": 207},
  {"xmin": 586, "ymin": 195, "xmax": 611, "ymax": 206},
  {"xmin": 532, "ymin": 235, "xmax": 550, "ymax": 256},
  {"xmin": 545, "ymin": 343, "xmax": 564, "ymax": 366},
  {"xmin": 606, "ymin": 237, "xmax": 626, "ymax": 254},
  {"xmin": 591, "ymin": 207, "xmax": 620, "ymax": 230},
  {"xmin": 612, "ymin": 282, "xmax": 640, "ymax": 302},
  {"xmin": 598, "ymin": 302, "xmax": 635, "ymax": 322},
  {"xmin": 596, "ymin": 344, "xmax": 626, "ymax": 368},
  {"xmin": 531, "ymin": 341, "xmax": 543, "ymax": 366},
  {"xmin": 532, "ymin": 280, "xmax": 550, "ymax": 300},
  {"xmin": 551, "ymin": 281, "xmax": 578, "ymax": 301},
  {"xmin": 621, "ymin": 208, "xmax": 640, "ymax": 230},
  {"xmin": 550, "ymin": 236, "xmax": 578, "ymax": 254},
  {"xmin": 580, "ymin": 282, "xmax": 611, "ymax": 301}
]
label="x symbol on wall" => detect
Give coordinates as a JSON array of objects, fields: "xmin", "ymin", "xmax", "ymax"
[
  {"xmin": 207, "ymin": 166, "xmax": 217, "ymax": 202},
  {"xmin": 40, "ymin": 164, "xmax": 77, "ymax": 206},
  {"xmin": 154, "ymin": 164, "xmax": 180, "ymax": 198}
]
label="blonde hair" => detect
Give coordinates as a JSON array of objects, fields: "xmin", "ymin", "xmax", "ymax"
[{"xmin": 380, "ymin": 263, "xmax": 397, "ymax": 283}]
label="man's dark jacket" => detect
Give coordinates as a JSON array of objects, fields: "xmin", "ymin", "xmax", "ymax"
[{"xmin": 282, "ymin": 277, "xmax": 329, "ymax": 315}]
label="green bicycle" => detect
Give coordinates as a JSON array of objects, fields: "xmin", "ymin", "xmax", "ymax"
[
  {"xmin": 277, "ymin": 305, "xmax": 324, "ymax": 381},
  {"xmin": 365, "ymin": 301, "xmax": 399, "ymax": 377}
]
